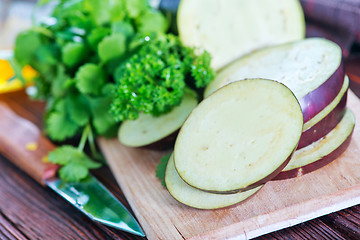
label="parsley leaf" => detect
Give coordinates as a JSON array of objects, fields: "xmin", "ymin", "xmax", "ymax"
[
  {"xmin": 75, "ymin": 63, "xmax": 106, "ymax": 95},
  {"xmin": 87, "ymin": 27, "xmax": 111, "ymax": 50},
  {"xmin": 46, "ymin": 100, "xmax": 80, "ymax": 141},
  {"xmin": 89, "ymin": 94, "xmax": 118, "ymax": 137},
  {"xmin": 66, "ymin": 93, "xmax": 91, "ymax": 126},
  {"xmin": 50, "ymin": 65, "xmax": 70, "ymax": 98},
  {"xmin": 155, "ymin": 153, "xmax": 171, "ymax": 188},
  {"xmin": 48, "ymin": 145, "xmax": 76, "ymax": 165},
  {"xmin": 83, "ymin": 0, "xmax": 112, "ymax": 25},
  {"xmin": 126, "ymin": 0, "xmax": 149, "ymax": 18},
  {"xmin": 14, "ymin": 30, "xmax": 43, "ymax": 66},
  {"xmin": 136, "ymin": 10, "xmax": 168, "ymax": 34},
  {"xmin": 59, "ymin": 162, "xmax": 89, "ymax": 182},
  {"xmin": 98, "ymin": 34, "xmax": 126, "ymax": 63},
  {"xmin": 62, "ymin": 42, "xmax": 87, "ymax": 67},
  {"xmin": 48, "ymin": 145, "xmax": 101, "ymax": 182},
  {"xmin": 111, "ymin": 21, "xmax": 134, "ymax": 39},
  {"xmin": 36, "ymin": 43, "xmax": 59, "ymax": 65}
]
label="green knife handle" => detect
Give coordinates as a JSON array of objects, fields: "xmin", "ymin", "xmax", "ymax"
[{"xmin": 0, "ymin": 102, "xmax": 59, "ymax": 186}]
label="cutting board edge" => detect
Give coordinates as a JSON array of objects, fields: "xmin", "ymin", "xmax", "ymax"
[{"xmin": 190, "ymin": 183, "xmax": 360, "ymax": 240}]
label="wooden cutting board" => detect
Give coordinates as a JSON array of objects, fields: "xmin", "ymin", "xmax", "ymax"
[{"xmin": 98, "ymin": 90, "xmax": 360, "ymax": 240}]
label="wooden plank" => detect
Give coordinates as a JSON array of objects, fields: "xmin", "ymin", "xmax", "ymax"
[
  {"xmin": 0, "ymin": 212, "xmax": 29, "ymax": 240},
  {"xmin": 98, "ymin": 90, "xmax": 360, "ymax": 240},
  {"xmin": 259, "ymin": 218, "xmax": 346, "ymax": 240},
  {"xmin": 0, "ymin": 154, "xmax": 108, "ymax": 239},
  {"xmin": 320, "ymin": 205, "xmax": 360, "ymax": 240}
]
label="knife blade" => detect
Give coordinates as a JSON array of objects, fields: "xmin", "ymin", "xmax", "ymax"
[{"xmin": 0, "ymin": 102, "xmax": 145, "ymax": 237}]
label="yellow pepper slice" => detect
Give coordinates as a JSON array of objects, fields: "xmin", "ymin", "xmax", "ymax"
[{"xmin": 0, "ymin": 59, "xmax": 37, "ymax": 94}]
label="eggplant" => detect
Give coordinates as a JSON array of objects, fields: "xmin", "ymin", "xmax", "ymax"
[
  {"xmin": 118, "ymin": 90, "xmax": 198, "ymax": 150},
  {"xmin": 274, "ymin": 108, "xmax": 355, "ymax": 180},
  {"xmin": 165, "ymin": 154, "xmax": 262, "ymax": 209},
  {"xmin": 205, "ymin": 38, "xmax": 345, "ymax": 125},
  {"xmin": 177, "ymin": 0, "xmax": 305, "ymax": 70},
  {"xmin": 174, "ymin": 79, "xmax": 303, "ymax": 193},
  {"xmin": 298, "ymin": 76, "xmax": 349, "ymax": 149}
]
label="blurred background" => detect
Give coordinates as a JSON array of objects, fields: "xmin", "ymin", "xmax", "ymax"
[
  {"xmin": 0, "ymin": 0, "xmax": 66, "ymax": 49},
  {"xmin": 0, "ymin": 0, "xmax": 37, "ymax": 48},
  {"xmin": 2, "ymin": 0, "xmax": 360, "ymax": 54}
]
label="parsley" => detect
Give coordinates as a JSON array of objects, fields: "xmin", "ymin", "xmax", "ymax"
[
  {"xmin": 155, "ymin": 153, "xmax": 172, "ymax": 188},
  {"xmin": 45, "ymin": 99, "xmax": 79, "ymax": 141},
  {"xmin": 14, "ymin": 0, "xmax": 168, "ymax": 139},
  {"xmin": 13, "ymin": 0, "xmax": 168, "ymax": 182},
  {"xmin": 75, "ymin": 63, "xmax": 106, "ymax": 95},
  {"xmin": 49, "ymin": 145, "xmax": 101, "ymax": 182},
  {"xmin": 98, "ymin": 34, "xmax": 127, "ymax": 63},
  {"xmin": 48, "ymin": 125, "xmax": 102, "ymax": 182},
  {"xmin": 110, "ymin": 34, "xmax": 215, "ymax": 121},
  {"xmin": 62, "ymin": 42, "xmax": 87, "ymax": 67},
  {"xmin": 13, "ymin": 0, "xmax": 215, "ymax": 183}
]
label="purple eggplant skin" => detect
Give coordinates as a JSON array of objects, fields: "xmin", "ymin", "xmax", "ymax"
[
  {"xmin": 298, "ymin": 90, "xmax": 347, "ymax": 149},
  {"xmin": 300, "ymin": 61, "xmax": 345, "ymax": 123},
  {"xmin": 273, "ymin": 129, "xmax": 353, "ymax": 180}
]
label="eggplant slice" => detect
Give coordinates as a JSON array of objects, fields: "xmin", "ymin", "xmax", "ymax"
[
  {"xmin": 174, "ymin": 79, "xmax": 303, "ymax": 193},
  {"xmin": 165, "ymin": 154, "xmax": 262, "ymax": 209},
  {"xmin": 178, "ymin": 0, "xmax": 305, "ymax": 70},
  {"xmin": 204, "ymin": 38, "xmax": 344, "ymax": 124},
  {"xmin": 118, "ymin": 90, "xmax": 198, "ymax": 149}
]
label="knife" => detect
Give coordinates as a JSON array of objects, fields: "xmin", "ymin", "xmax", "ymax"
[{"xmin": 0, "ymin": 101, "xmax": 145, "ymax": 237}]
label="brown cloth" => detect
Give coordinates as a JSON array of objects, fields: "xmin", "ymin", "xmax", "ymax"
[{"xmin": 300, "ymin": 0, "xmax": 360, "ymax": 57}]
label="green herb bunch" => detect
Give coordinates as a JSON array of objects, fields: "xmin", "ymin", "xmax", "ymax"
[
  {"xmin": 111, "ymin": 33, "xmax": 214, "ymax": 121},
  {"xmin": 13, "ymin": 0, "xmax": 215, "ymax": 182},
  {"xmin": 13, "ymin": 0, "xmax": 168, "ymax": 181}
]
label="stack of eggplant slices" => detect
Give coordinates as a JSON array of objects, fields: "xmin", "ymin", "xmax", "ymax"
[{"xmin": 133, "ymin": 0, "xmax": 356, "ymax": 209}]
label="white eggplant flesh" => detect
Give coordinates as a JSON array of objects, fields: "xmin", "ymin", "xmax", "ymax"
[
  {"xmin": 165, "ymin": 154, "xmax": 262, "ymax": 209},
  {"xmin": 118, "ymin": 91, "xmax": 198, "ymax": 149},
  {"xmin": 178, "ymin": 0, "xmax": 305, "ymax": 70},
  {"xmin": 174, "ymin": 79, "xmax": 303, "ymax": 193}
]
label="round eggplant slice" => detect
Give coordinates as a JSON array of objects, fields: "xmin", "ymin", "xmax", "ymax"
[
  {"xmin": 118, "ymin": 91, "xmax": 198, "ymax": 149},
  {"xmin": 165, "ymin": 154, "xmax": 262, "ymax": 209},
  {"xmin": 275, "ymin": 108, "xmax": 355, "ymax": 180},
  {"xmin": 178, "ymin": 0, "xmax": 305, "ymax": 70},
  {"xmin": 204, "ymin": 38, "xmax": 344, "ymax": 124},
  {"xmin": 174, "ymin": 79, "xmax": 303, "ymax": 193}
]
